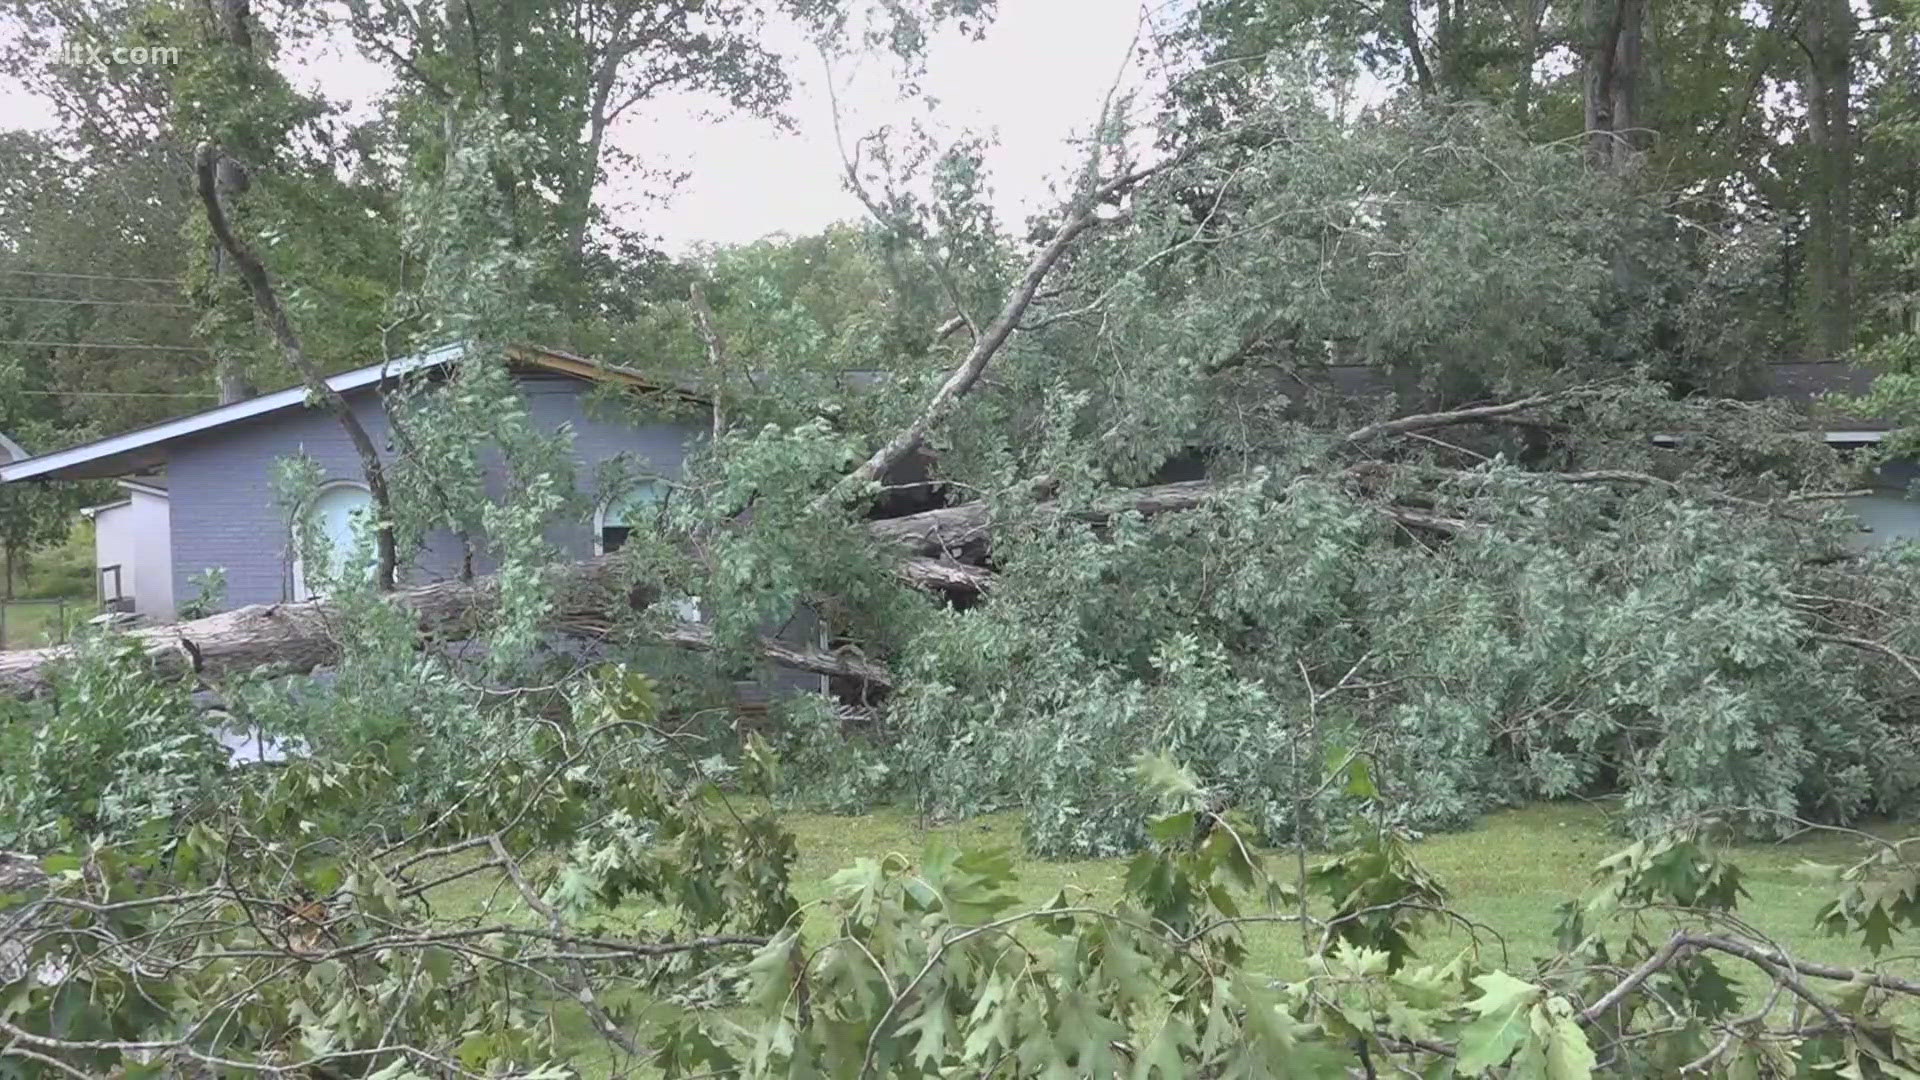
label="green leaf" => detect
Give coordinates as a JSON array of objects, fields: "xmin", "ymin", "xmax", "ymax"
[
  {"xmin": 1148, "ymin": 811, "xmax": 1196, "ymax": 843},
  {"xmin": 1455, "ymin": 971, "xmax": 1543, "ymax": 1073},
  {"xmin": 1534, "ymin": 996, "xmax": 1597, "ymax": 1079},
  {"xmin": 1344, "ymin": 754, "xmax": 1377, "ymax": 798},
  {"xmin": 896, "ymin": 995, "xmax": 954, "ymax": 1067},
  {"xmin": 1677, "ymin": 954, "xmax": 1742, "ymax": 1019},
  {"xmin": 1131, "ymin": 1015, "xmax": 1194, "ymax": 1079},
  {"xmin": 1134, "ymin": 752, "xmax": 1202, "ymax": 801}
]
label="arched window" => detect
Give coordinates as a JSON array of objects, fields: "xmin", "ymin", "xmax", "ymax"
[
  {"xmin": 291, "ymin": 480, "xmax": 373, "ymax": 600},
  {"xmin": 594, "ymin": 479, "xmax": 699, "ymax": 621},
  {"xmin": 593, "ymin": 479, "xmax": 664, "ymax": 555}
]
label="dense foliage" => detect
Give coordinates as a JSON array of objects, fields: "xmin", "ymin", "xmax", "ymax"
[
  {"xmin": 7, "ymin": 691, "xmax": 1920, "ymax": 1077},
  {"xmin": 9, "ymin": 0, "xmax": 1920, "ymax": 1073}
]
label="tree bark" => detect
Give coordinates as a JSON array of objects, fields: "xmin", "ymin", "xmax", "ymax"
[
  {"xmin": 0, "ymin": 553, "xmax": 890, "ymax": 698},
  {"xmin": 1583, "ymin": 0, "xmax": 1645, "ymax": 173},
  {"xmin": 206, "ymin": 0, "xmax": 259, "ymax": 405},
  {"xmin": 1803, "ymin": 0, "xmax": 1855, "ymax": 354},
  {"xmin": 1394, "ymin": 0, "xmax": 1438, "ymax": 97},
  {"xmin": 688, "ymin": 282, "xmax": 729, "ymax": 439},
  {"xmin": 1513, "ymin": 0, "xmax": 1544, "ymax": 124},
  {"xmin": 867, "ymin": 481, "xmax": 1217, "ymax": 559}
]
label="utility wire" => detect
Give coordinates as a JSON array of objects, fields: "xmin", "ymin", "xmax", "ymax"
[
  {"xmin": 0, "ymin": 269, "xmax": 181, "ymax": 285},
  {"xmin": 14, "ymin": 389, "xmax": 216, "ymax": 398},
  {"xmin": 0, "ymin": 339, "xmax": 207, "ymax": 352},
  {"xmin": 0, "ymin": 295, "xmax": 196, "ymax": 309}
]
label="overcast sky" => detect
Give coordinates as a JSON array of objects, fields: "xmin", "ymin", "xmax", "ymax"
[{"xmin": 1, "ymin": 1, "xmax": 1162, "ymax": 252}]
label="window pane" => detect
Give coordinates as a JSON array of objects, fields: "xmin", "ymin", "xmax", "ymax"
[
  {"xmin": 314, "ymin": 485, "xmax": 373, "ymax": 577},
  {"xmin": 602, "ymin": 480, "xmax": 662, "ymax": 528}
]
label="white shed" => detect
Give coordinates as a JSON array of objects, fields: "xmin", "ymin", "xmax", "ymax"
[{"xmin": 80, "ymin": 479, "xmax": 174, "ymax": 620}]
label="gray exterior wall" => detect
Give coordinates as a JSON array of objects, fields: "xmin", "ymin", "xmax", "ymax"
[{"xmin": 166, "ymin": 374, "xmax": 698, "ymax": 608}]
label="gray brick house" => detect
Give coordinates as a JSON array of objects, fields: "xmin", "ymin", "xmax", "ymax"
[{"xmin": 0, "ymin": 343, "xmax": 707, "ymax": 617}]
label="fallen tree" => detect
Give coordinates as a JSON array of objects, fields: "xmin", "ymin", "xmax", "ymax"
[
  {"xmin": 0, "ymin": 553, "xmax": 888, "ymax": 698},
  {"xmin": 1, "ymin": 387, "xmax": 1863, "ymax": 699},
  {"xmin": 0, "ymin": 487, "xmax": 1204, "ymax": 698}
]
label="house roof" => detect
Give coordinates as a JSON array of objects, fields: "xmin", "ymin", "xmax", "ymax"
[
  {"xmin": 0, "ymin": 343, "xmax": 697, "ymax": 485},
  {"xmin": 1760, "ymin": 361, "xmax": 1891, "ymax": 439},
  {"xmin": 0, "ymin": 431, "xmax": 26, "ymax": 464}
]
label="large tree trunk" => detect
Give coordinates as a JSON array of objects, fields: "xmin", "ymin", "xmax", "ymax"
[
  {"xmin": 1513, "ymin": 0, "xmax": 1544, "ymax": 124},
  {"xmin": 1804, "ymin": 0, "xmax": 1855, "ymax": 355},
  {"xmin": 0, "ymin": 484, "xmax": 1208, "ymax": 699},
  {"xmin": 0, "ymin": 553, "xmax": 891, "ymax": 698},
  {"xmin": 1584, "ymin": 0, "xmax": 1645, "ymax": 173},
  {"xmin": 206, "ymin": 0, "xmax": 259, "ymax": 406}
]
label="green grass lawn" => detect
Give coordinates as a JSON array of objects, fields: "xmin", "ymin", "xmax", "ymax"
[
  {"xmin": 0, "ymin": 599, "xmax": 82, "ymax": 649},
  {"xmin": 772, "ymin": 800, "xmax": 1914, "ymax": 979},
  {"xmin": 424, "ymin": 799, "xmax": 1920, "ymax": 1070}
]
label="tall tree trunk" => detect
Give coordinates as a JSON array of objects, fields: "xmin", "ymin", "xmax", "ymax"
[
  {"xmin": 206, "ymin": 0, "xmax": 258, "ymax": 405},
  {"xmin": 1584, "ymin": 0, "xmax": 1646, "ymax": 173},
  {"xmin": 1803, "ymin": 0, "xmax": 1856, "ymax": 355},
  {"xmin": 1397, "ymin": 0, "xmax": 1438, "ymax": 96},
  {"xmin": 1435, "ymin": 0, "xmax": 1461, "ymax": 93},
  {"xmin": 1781, "ymin": 209, "xmax": 1795, "ymax": 317},
  {"xmin": 1514, "ymin": 0, "xmax": 1544, "ymax": 124},
  {"xmin": 216, "ymin": 363, "xmax": 255, "ymax": 405}
]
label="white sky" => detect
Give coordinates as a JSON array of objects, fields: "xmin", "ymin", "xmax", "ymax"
[{"xmin": 0, "ymin": 1, "xmax": 1160, "ymax": 253}]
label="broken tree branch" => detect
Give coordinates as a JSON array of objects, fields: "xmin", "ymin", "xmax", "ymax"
[
  {"xmin": 194, "ymin": 142, "xmax": 400, "ymax": 592},
  {"xmin": 1809, "ymin": 632, "xmax": 1920, "ymax": 690},
  {"xmin": 816, "ymin": 154, "xmax": 1185, "ymax": 512},
  {"xmin": 1342, "ymin": 388, "xmax": 1585, "ymax": 446},
  {"xmin": 687, "ymin": 281, "xmax": 729, "ymax": 439},
  {"xmin": 867, "ymin": 480, "xmax": 1217, "ymax": 558}
]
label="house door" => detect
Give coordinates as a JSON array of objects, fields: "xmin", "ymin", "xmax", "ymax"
[{"xmin": 292, "ymin": 482, "xmax": 372, "ymax": 600}]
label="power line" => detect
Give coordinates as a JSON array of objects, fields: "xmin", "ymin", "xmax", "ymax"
[
  {"xmin": 0, "ymin": 269, "xmax": 181, "ymax": 285},
  {"xmin": 15, "ymin": 389, "xmax": 216, "ymax": 398},
  {"xmin": 0, "ymin": 295, "xmax": 196, "ymax": 309},
  {"xmin": 0, "ymin": 339, "xmax": 207, "ymax": 352}
]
